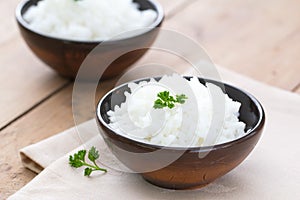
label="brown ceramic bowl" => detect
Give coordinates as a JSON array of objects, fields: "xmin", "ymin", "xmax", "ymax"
[
  {"xmin": 16, "ymin": 0, "xmax": 164, "ymax": 80},
  {"xmin": 96, "ymin": 76, "xmax": 265, "ymax": 189}
]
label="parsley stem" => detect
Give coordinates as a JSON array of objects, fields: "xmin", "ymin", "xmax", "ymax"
[
  {"xmin": 94, "ymin": 160, "xmax": 107, "ymax": 172},
  {"xmin": 82, "ymin": 162, "xmax": 107, "ymax": 172}
]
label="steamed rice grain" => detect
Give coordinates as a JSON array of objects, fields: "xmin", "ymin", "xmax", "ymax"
[
  {"xmin": 107, "ymin": 75, "xmax": 247, "ymax": 147},
  {"xmin": 24, "ymin": 0, "xmax": 158, "ymax": 41}
]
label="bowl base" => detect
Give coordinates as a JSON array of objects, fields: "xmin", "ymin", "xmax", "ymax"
[{"xmin": 142, "ymin": 176, "xmax": 210, "ymax": 190}]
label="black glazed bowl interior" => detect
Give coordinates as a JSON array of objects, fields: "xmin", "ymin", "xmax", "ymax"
[
  {"xmin": 96, "ymin": 76, "xmax": 265, "ymax": 189},
  {"xmin": 16, "ymin": 0, "xmax": 164, "ymax": 80}
]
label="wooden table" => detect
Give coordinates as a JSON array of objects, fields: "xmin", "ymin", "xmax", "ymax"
[{"xmin": 1, "ymin": 0, "xmax": 300, "ymax": 198}]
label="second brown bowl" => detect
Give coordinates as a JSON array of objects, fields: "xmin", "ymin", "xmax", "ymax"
[
  {"xmin": 16, "ymin": 0, "xmax": 164, "ymax": 80},
  {"xmin": 96, "ymin": 76, "xmax": 265, "ymax": 189}
]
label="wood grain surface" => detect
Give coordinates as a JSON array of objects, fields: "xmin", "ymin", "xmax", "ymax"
[{"xmin": 0, "ymin": 0, "xmax": 299, "ymax": 199}]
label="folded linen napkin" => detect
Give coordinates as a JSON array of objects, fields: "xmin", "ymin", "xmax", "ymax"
[{"xmin": 9, "ymin": 67, "xmax": 300, "ymax": 199}]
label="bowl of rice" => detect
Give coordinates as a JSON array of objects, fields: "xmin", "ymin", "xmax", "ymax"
[
  {"xmin": 16, "ymin": 0, "xmax": 164, "ymax": 80},
  {"xmin": 96, "ymin": 75, "xmax": 265, "ymax": 189}
]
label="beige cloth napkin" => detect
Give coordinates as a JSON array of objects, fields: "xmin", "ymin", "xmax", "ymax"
[{"xmin": 9, "ymin": 67, "xmax": 300, "ymax": 199}]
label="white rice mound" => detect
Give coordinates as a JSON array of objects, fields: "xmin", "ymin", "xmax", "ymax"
[
  {"xmin": 23, "ymin": 0, "xmax": 158, "ymax": 41},
  {"xmin": 107, "ymin": 75, "xmax": 247, "ymax": 147}
]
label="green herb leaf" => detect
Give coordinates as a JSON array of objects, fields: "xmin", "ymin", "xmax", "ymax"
[
  {"xmin": 88, "ymin": 146, "xmax": 99, "ymax": 162},
  {"xmin": 84, "ymin": 167, "xmax": 93, "ymax": 176},
  {"xmin": 69, "ymin": 150, "xmax": 86, "ymax": 168},
  {"xmin": 77, "ymin": 150, "xmax": 86, "ymax": 161},
  {"xmin": 158, "ymin": 91, "xmax": 169, "ymax": 101},
  {"xmin": 154, "ymin": 99, "xmax": 165, "ymax": 109},
  {"xmin": 153, "ymin": 91, "xmax": 188, "ymax": 109},
  {"xmin": 69, "ymin": 146, "xmax": 107, "ymax": 176},
  {"xmin": 176, "ymin": 94, "xmax": 188, "ymax": 104}
]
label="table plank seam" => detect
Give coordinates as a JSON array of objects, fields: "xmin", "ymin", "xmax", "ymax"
[{"xmin": 0, "ymin": 81, "xmax": 71, "ymax": 132}]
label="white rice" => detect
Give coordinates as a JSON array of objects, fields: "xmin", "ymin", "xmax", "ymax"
[
  {"xmin": 23, "ymin": 0, "xmax": 157, "ymax": 41},
  {"xmin": 107, "ymin": 75, "xmax": 247, "ymax": 147}
]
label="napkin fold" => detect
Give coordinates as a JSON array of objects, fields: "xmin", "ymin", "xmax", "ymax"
[{"xmin": 9, "ymin": 67, "xmax": 300, "ymax": 200}]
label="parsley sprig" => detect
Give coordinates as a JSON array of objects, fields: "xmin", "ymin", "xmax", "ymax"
[
  {"xmin": 153, "ymin": 91, "xmax": 188, "ymax": 109},
  {"xmin": 69, "ymin": 146, "xmax": 107, "ymax": 176}
]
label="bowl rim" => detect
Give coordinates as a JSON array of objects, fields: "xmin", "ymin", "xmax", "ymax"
[
  {"xmin": 96, "ymin": 76, "xmax": 265, "ymax": 152},
  {"xmin": 15, "ymin": 0, "xmax": 164, "ymax": 44}
]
